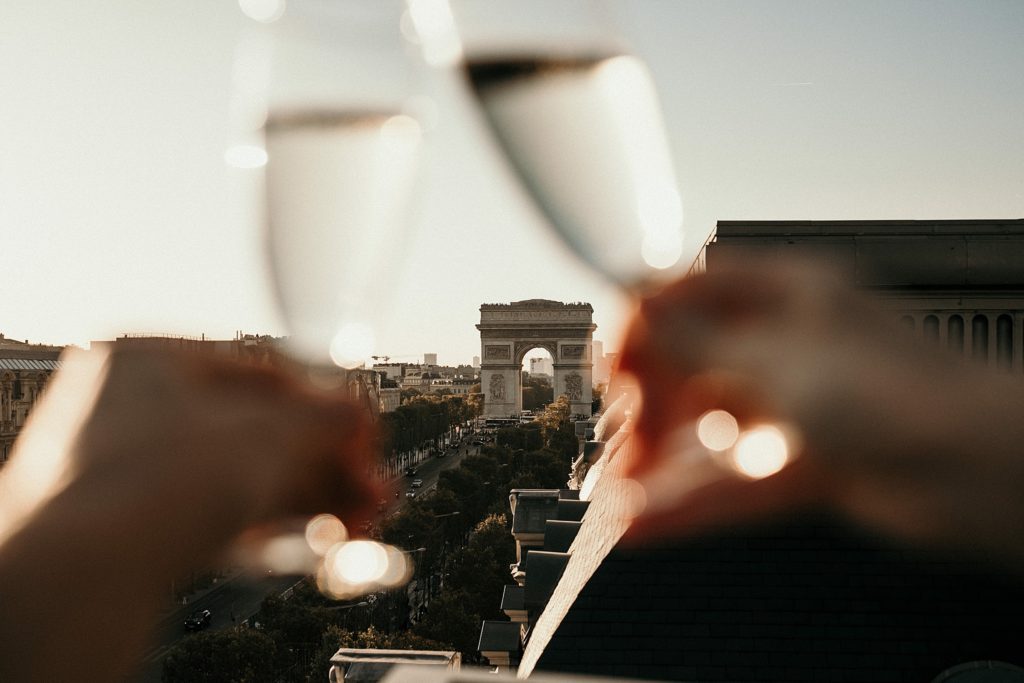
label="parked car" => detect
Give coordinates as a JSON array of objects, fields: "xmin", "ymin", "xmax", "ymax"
[
  {"xmin": 405, "ymin": 489, "xmax": 417, "ymax": 498},
  {"xmin": 184, "ymin": 609, "xmax": 212, "ymax": 631},
  {"xmin": 411, "ymin": 479, "xmax": 423, "ymax": 488},
  {"xmin": 405, "ymin": 467, "xmax": 418, "ymax": 477}
]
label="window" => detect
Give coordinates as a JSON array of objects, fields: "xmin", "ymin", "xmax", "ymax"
[
  {"xmin": 997, "ymin": 315, "xmax": 1013, "ymax": 371},
  {"xmin": 948, "ymin": 315, "xmax": 964, "ymax": 354},
  {"xmin": 972, "ymin": 315, "xmax": 989, "ymax": 363}
]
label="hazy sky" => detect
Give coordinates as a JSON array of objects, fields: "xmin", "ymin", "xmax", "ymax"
[{"xmin": 3, "ymin": 1, "xmax": 1022, "ymax": 366}]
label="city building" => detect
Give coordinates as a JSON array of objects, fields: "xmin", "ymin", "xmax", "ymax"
[
  {"xmin": 0, "ymin": 335, "xmax": 64, "ymax": 465},
  {"xmin": 423, "ymin": 353, "xmax": 438, "ymax": 367},
  {"xmin": 472, "ymin": 356, "xmax": 480, "ymax": 369},
  {"xmin": 482, "ymin": 219, "xmax": 1024, "ymax": 681},
  {"xmin": 528, "ymin": 356, "xmax": 553, "ymax": 378}
]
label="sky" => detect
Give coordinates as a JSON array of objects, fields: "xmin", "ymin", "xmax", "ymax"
[{"xmin": 2, "ymin": 1, "xmax": 1022, "ymax": 367}]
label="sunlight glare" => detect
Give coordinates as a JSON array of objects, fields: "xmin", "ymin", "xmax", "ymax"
[
  {"xmin": 305, "ymin": 514, "xmax": 348, "ymax": 557},
  {"xmin": 329, "ymin": 322, "xmax": 375, "ymax": 369},
  {"xmin": 696, "ymin": 409, "xmax": 740, "ymax": 452},
  {"xmin": 730, "ymin": 425, "xmax": 790, "ymax": 479}
]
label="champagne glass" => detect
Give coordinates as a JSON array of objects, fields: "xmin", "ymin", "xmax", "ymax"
[
  {"xmin": 230, "ymin": 0, "xmax": 421, "ymax": 595},
  {"xmin": 443, "ymin": 0, "xmax": 688, "ymax": 293},
  {"xmin": 257, "ymin": 1, "xmax": 423, "ymax": 370}
]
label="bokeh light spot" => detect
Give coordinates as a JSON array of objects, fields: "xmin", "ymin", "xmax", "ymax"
[
  {"xmin": 305, "ymin": 514, "xmax": 348, "ymax": 557},
  {"xmin": 329, "ymin": 323, "xmax": 375, "ymax": 368},
  {"xmin": 238, "ymin": 0, "xmax": 286, "ymax": 23},
  {"xmin": 619, "ymin": 477, "xmax": 648, "ymax": 520},
  {"xmin": 641, "ymin": 233, "xmax": 683, "ymax": 270},
  {"xmin": 730, "ymin": 425, "xmax": 790, "ymax": 479},
  {"xmin": 331, "ymin": 540, "xmax": 390, "ymax": 585},
  {"xmin": 696, "ymin": 409, "xmax": 740, "ymax": 452},
  {"xmin": 406, "ymin": 0, "xmax": 462, "ymax": 67}
]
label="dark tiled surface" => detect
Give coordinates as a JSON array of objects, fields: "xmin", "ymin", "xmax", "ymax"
[
  {"xmin": 512, "ymin": 492, "xmax": 561, "ymax": 534},
  {"xmin": 501, "ymin": 585, "xmax": 525, "ymax": 612},
  {"xmin": 478, "ymin": 620, "xmax": 521, "ymax": 652},
  {"xmin": 557, "ymin": 499, "xmax": 591, "ymax": 522},
  {"xmin": 525, "ymin": 551, "xmax": 571, "ymax": 611},
  {"xmin": 545, "ymin": 520, "xmax": 583, "ymax": 553},
  {"xmin": 537, "ymin": 511, "xmax": 1024, "ymax": 682}
]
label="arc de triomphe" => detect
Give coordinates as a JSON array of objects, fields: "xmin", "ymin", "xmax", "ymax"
[{"xmin": 477, "ymin": 300, "xmax": 596, "ymax": 419}]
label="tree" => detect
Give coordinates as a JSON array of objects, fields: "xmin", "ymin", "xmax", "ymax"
[
  {"xmin": 521, "ymin": 375, "xmax": 553, "ymax": 411},
  {"xmin": 162, "ymin": 629, "xmax": 277, "ymax": 683},
  {"xmin": 414, "ymin": 590, "xmax": 484, "ymax": 660}
]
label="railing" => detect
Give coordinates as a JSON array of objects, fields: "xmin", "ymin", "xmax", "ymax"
[{"xmin": 119, "ymin": 332, "xmax": 207, "ymax": 341}]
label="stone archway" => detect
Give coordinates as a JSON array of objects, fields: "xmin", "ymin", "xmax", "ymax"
[{"xmin": 477, "ymin": 300, "xmax": 596, "ymax": 419}]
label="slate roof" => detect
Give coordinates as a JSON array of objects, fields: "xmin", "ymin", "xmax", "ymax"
[
  {"xmin": 523, "ymin": 551, "xmax": 570, "ymax": 611},
  {"xmin": 534, "ymin": 511, "xmax": 1024, "ymax": 682},
  {"xmin": 477, "ymin": 620, "xmax": 522, "ymax": 652},
  {"xmin": 500, "ymin": 584, "xmax": 525, "ymax": 612},
  {"xmin": 511, "ymin": 491, "xmax": 561, "ymax": 534},
  {"xmin": 0, "ymin": 358, "xmax": 61, "ymax": 371},
  {"xmin": 543, "ymin": 521, "xmax": 582, "ymax": 553},
  {"xmin": 556, "ymin": 499, "xmax": 590, "ymax": 522}
]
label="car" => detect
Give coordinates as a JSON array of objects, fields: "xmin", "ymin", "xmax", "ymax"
[
  {"xmin": 472, "ymin": 440, "xmax": 484, "ymax": 446},
  {"xmin": 405, "ymin": 467, "xmax": 418, "ymax": 476},
  {"xmin": 411, "ymin": 479, "xmax": 423, "ymax": 488},
  {"xmin": 184, "ymin": 609, "xmax": 212, "ymax": 631},
  {"xmin": 405, "ymin": 490, "xmax": 417, "ymax": 498}
]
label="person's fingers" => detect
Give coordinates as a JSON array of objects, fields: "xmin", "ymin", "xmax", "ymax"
[
  {"xmin": 286, "ymin": 396, "xmax": 384, "ymax": 522},
  {"xmin": 622, "ymin": 456, "xmax": 837, "ymax": 544}
]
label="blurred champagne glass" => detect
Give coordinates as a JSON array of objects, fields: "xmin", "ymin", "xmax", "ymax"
[
  {"xmin": 258, "ymin": 1, "xmax": 423, "ymax": 370},
  {"xmin": 442, "ymin": 0, "xmax": 688, "ymax": 293},
  {"xmin": 229, "ymin": 0, "xmax": 422, "ymax": 592}
]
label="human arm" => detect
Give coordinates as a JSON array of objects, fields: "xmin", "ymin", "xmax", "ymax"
[
  {"xmin": 618, "ymin": 260, "xmax": 1024, "ymax": 565},
  {"xmin": 0, "ymin": 347, "xmax": 383, "ymax": 681}
]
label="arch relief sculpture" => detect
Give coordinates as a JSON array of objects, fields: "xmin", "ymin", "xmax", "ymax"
[
  {"xmin": 489, "ymin": 374, "xmax": 506, "ymax": 401},
  {"xmin": 564, "ymin": 372, "xmax": 583, "ymax": 401}
]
